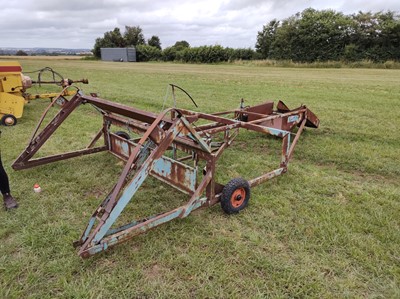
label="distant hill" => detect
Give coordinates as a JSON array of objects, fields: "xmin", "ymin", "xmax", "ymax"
[{"xmin": 0, "ymin": 47, "xmax": 92, "ymax": 56}]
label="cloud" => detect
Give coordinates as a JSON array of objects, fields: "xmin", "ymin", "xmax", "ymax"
[
  {"xmin": 337, "ymin": 0, "xmax": 400, "ymax": 13},
  {"xmin": 0, "ymin": 0, "xmax": 399, "ymax": 49}
]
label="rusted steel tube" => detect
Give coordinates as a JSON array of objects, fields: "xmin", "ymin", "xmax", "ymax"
[
  {"xmin": 287, "ymin": 118, "xmax": 307, "ymax": 162},
  {"xmin": 248, "ymin": 167, "xmax": 286, "ymax": 187},
  {"xmin": 244, "ymin": 108, "xmax": 307, "ymax": 125}
]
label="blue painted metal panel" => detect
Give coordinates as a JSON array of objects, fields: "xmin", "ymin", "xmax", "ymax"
[
  {"xmin": 267, "ymin": 127, "xmax": 290, "ymax": 137},
  {"xmin": 151, "ymin": 155, "xmax": 197, "ymax": 194},
  {"xmin": 288, "ymin": 115, "xmax": 300, "ymax": 123}
]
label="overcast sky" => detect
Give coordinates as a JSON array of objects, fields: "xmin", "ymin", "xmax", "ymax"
[{"xmin": 0, "ymin": 0, "xmax": 399, "ymax": 50}]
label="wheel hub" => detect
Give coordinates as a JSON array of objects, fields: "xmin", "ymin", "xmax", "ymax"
[
  {"xmin": 230, "ymin": 188, "xmax": 245, "ymax": 208},
  {"xmin": 5, "ymin": 117, "xmax": 13, "ymax": 125}
]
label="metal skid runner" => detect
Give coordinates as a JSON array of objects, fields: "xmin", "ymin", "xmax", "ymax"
[{"xmin": 12, "ymin": 93, "xmax": 319, "ymax": 258}]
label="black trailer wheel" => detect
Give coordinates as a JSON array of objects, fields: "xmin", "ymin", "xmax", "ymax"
[
  {"xmin": 1, "ymin": 114, "xmax": 17, "ymax": 126},
  {"xmin": 115, "ymin": 131, "xmax": 131, "ymax": 140},
  {"xmin": 221, "ymin": 177, "xmax": 250, "ymax": 214}
]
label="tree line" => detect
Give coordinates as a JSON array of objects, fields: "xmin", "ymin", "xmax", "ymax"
[
  {"xmin": 93, "ymin": 8, "xmax": 400, "ymax": 63},
  {"xmin": 93, "ymin": 26, "xmax": 257, "ymax": 63},
  {"xmin": 257, "ymin": 8, "xmax": 400, "ymax": 62}
]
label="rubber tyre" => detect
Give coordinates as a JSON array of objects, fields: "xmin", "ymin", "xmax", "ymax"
[
  {"xmin": 1, "ymin": 114, "xmax": 17, "ymax": 126},
  {"xmin": 115, "ymin": 131, "xmax": 130, "ymax": 140},
  {"xmin": 221, "ymin": 177, "xmax": 250, "ymax": 214}
]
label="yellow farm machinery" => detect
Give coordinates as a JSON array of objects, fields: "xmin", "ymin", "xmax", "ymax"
[{"xmin": 0, "ymin": 61, "xmax": 88, "ymax": 126}]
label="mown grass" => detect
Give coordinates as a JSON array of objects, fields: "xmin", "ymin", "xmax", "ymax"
[{"xmin": 1, "ymin": 59, "xmax": 399, "ymax": 298}]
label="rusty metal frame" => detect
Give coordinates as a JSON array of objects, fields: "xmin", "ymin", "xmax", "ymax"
[{"xmin": 12, "ymin": 93, "xmax": 319, "ymax": 258}]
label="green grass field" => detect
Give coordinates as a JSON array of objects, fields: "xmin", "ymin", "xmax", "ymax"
[{"xmin": 1, "ymin": 59, "xmax": 399, "ymax": 298}]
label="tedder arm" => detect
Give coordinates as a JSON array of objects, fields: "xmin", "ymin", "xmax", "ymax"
[
  {"xmin": 26, "ymin": 78, "xmax": 89, "ymax": 101},
  {"xmin": 12, "ymin": 92, "xmax": 319, "ymax": 258}
]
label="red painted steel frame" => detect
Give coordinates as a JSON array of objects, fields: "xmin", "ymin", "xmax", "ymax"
[{"xmin": 12, "ymin": 93, "xmax": 319, "ymax": 257}]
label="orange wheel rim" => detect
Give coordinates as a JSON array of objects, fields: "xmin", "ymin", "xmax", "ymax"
[{"xmin": 230, "ymin": 188, "xmax": 246, "ymax": 208}]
